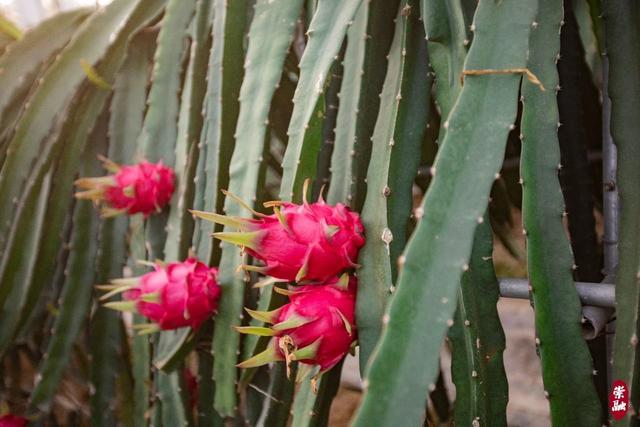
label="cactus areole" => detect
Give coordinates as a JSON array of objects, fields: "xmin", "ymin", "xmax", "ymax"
[
  {"xmin": 102, "ymin": 258, "xmax": 220, "ymax": 332},
  {"xmin": 237, "ymin": 275, "xmax": 357, "ymax": 376},
  {"xmin": 191, "ymin": 188, "xmax": 365, "ymax": 283},
  {"xmin": 74, "ymin": 158, "xmax": 175, "ymax": 217}
]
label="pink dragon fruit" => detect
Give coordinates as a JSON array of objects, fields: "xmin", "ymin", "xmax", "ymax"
[
  {"xmin": 190, "ymin": 186, "xmax": 365, "ymax": 283},
  {"xmin": 75, "ymin": 157, "xmax": 175, "ymax": 217},
  {"xmin": 0, "ymin": 414, "xmax": 27, "ymax": 427},
  {"xmin": 101, "ymin": 258, "xmax": 220, "ymax": 332},
  {"xmin": 236, "ymin": 274, "xmax": 357, "ymax": 375}
]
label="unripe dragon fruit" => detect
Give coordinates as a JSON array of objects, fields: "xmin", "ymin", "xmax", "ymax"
[
  {"xmin": 236, "ymin": 274, "xmax": 357, "ymax": 375},
  {"xmin": 190, "ymin": 186, "xmax": 365, "ymax": 283},
  {"xmin": 75, "ymin": 157, "xmax": 175, "ymax": 217},
  {"xmin": 0, "ymin": 414, "xmax": 27, "ymax": 427},
  {"xmin": 101, "ymin": 258, "xmax": 220, "ymax": 332}
]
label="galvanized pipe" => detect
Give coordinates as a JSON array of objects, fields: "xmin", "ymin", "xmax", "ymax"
[{"xmin": 498, "ymin": 278, "xmax": 615, "ymax": 308}]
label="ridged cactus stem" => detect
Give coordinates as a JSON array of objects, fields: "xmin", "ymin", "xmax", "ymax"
[
  {"xmin": 0, "ymin": 169, "xmax": 52, "ymax": 356},
  {"xmin": 2, "ymin": 0, "xmax": 165, "ymax": 347},
  {"xmin": 90, "ymin": 111, "xmax": 126, "ymax": 427},
  {"xmin": 137, "ymin": 0, "xmax": 195, "ymax": 165},
  {"xmin": 326, "ymin": 1, "xmax": 367, "ymax": 206},
  {"xmin": 312, "ymin": 50, "xmax": 344, "ymax": 199},
  {"xmin": 206, "ymin": 0, "xmax": 302, "ymax": 417},
  {"xmin": 164, "ymin": 0, "xmax": 214, "ymax": 263},
  {"xmin": 155, "ymin": 370, "xmax": 188, "ymax": 426},
  {"xmin": 0, "ymin": 0, "xmax": 140, "ymax": 252},
  {"xmin": 352, "ymin": 1, "xmax": 537, "ymax": 424},
  {"xmin": 29, "ymin": 131, "xmax": 105, "ymax": 411},
  {"xmin": 448, "ymin": 218, "xmax": 508, "ymax": 427},
  {"xmin": 356, "ymin": 0, "xmax": 430, "ymax": 371},
  {"xmin": 197, "ymin": 0, "xmax": 247, "ymax": 263},
  {"xmin": 279, "ymin": 0, "xmax": 363, "ymax": 201},
  {"xmin": 349, "ymin": 0, "xmax": 401, "ymax": 211},
  {"xmin": 604, "ymin": 1, "xmax": 640, "ymax": 424},
  {"xmin": 420, "ymin": 0, "xmax": 467, "ymax": 134},
  {"xmin": 128, "ymin": 216, "xmax": 152, "ymax": 427},
  {"xmin": 154, "ymin": 0, "xmax": 216, "ymax": 379},
  {"xmin": 520, "ymin": 1, "xmax": 601, "ymax": 424},
  {"xmin": 138, "ymin": 0, "xmax": 195, "ymax": 261},
  {"xmin": 0, "ymin": 9, "xmax": 90, "ymax": 128}
]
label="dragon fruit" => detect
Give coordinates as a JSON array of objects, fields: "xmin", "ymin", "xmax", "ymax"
[
  {"xmin": 101, "ymin": 258, "xmax": 220, "ymax": 332},
  {"xmin": 236, "ymin": 274, "xmax": 357, "ymax": 375},
  {"xmin": 190, "ymin": 186, "xmax": 365, "ymax": 283},
  {"xmin": 0, "ymin": 414, "xmax": 27, "ymax": 427},
  {"xmin": 75, "ymin": 157, "xmax": 175, "ymax": 217}
]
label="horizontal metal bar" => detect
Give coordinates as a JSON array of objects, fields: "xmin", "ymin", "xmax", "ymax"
[{"xmin": 499, "ymin": 278, "xmax": 615, "ymax": 308}]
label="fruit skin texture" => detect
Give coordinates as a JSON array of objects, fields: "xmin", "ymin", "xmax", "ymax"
[
  {"xmin": 0, "ymin": 414, "xmax": 28, "ymax": 427},
  {"xmin": 275, "ymin": 277, "xmax": 357, "ymax": 370},
  {"xmin": 250, "ymin": 202, "xmax": 364, "ymax": 282},
  {"xmin": 75, "ymin": 159, "xmax": 175, "ymax": 217},
  {"xmin": 193, "ymin": 198, "xmax": 365, "ymax": 283},
  {"xmin": 124, "ymin": 258, "xmax": 220, "ymax": 330},
  {"xmin": 105, "ymin": 161, "xmax": 175, "ymax": 215},
  {"xmin": 238, "ymin": 275, "xmax": 357, "ymax": 373}
]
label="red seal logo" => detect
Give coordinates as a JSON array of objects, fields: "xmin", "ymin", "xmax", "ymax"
[{"xmin": 609, "ymin": 380, "xmax": 629, "ymax": 420}]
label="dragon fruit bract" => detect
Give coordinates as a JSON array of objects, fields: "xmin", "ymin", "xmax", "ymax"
[
  {"xmin": 102, "ymin": 258, "xmax": 220, "ymax": 332},
  {"xmin": 190, "ymin": 187, "xmax": 364, "ymax": 283},
  {"xmin": 236, "ymin": 275, "xmax": 357, "ymax": 374},
  {"xmin": 75, "ymin": 158, "xmax": 175, "ymax": 217}
]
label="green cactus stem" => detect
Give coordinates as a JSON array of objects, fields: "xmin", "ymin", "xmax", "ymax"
[
  {"xmin": 520, "ymin": 1, "xmax": 602, "ymax": 425},
  {"xmin": 206, "ymin": 0, "xmax": 302, "ymax": 417},
  {"xmin": 604, "ymin": 1, "xmax": 640, "ymax": 425},
  {"xmin": 352, "ymin": 1, "xmax": 537, "ymax": 425},
  {"xmin": 448, "ymin": 219, "xmax": 508, "ymax": 427}
]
